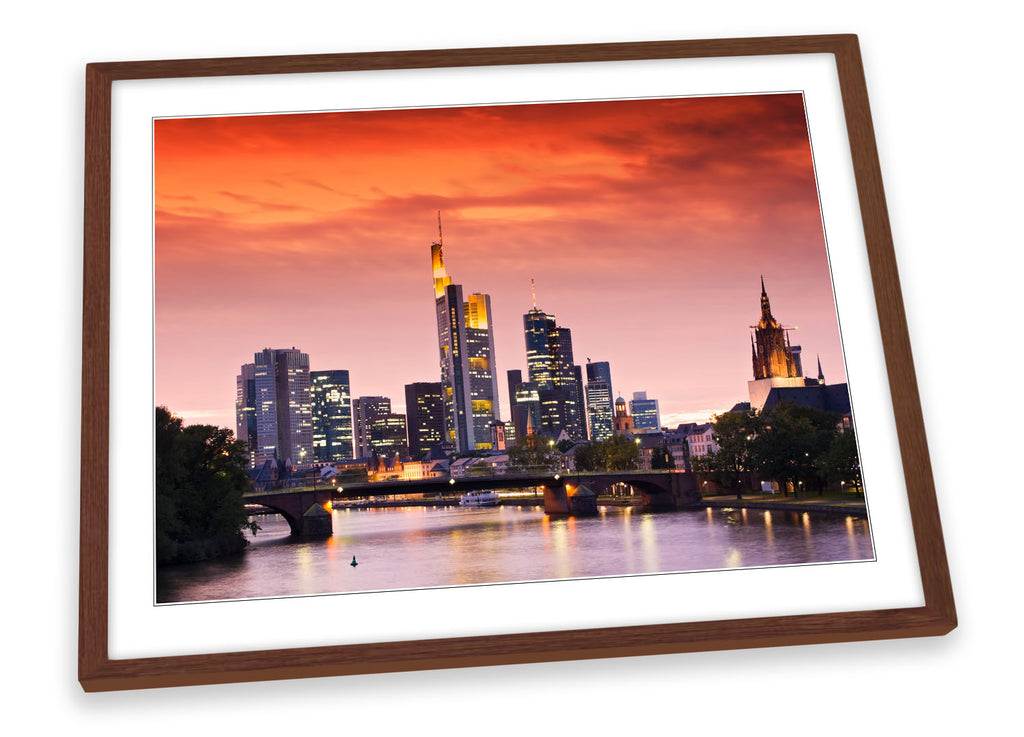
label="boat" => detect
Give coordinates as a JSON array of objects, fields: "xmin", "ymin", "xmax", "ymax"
[{"xmin": 459, "ymin": 490, "xmax": 500, "ymax": 507}]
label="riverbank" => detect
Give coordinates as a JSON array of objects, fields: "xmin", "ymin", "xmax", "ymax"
[
  {"xmin": 699, "ymin": 494, "xmax": 868, "ymax": 516},
  {"xmin": 331, "ymin": 496, "xmax": 548, "ymax": 509},
  {"xmin": 329, "ymin": 494, "xmax": 867, "ymax": 515}
]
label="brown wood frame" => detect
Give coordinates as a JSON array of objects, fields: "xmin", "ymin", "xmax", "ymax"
[{"xmin": 80, "ymin": 34, "xmax": 956, "ymax": 692}]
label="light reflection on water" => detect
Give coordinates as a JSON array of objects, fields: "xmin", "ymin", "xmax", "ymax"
[{"xmin": 156, "ymin": 505, "xmax": 874, "ymax": 604}]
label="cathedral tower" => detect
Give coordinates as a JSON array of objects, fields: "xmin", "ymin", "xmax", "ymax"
[
  {"xmin": 747, "ymin": 278, "xmax": 807, "ymax": 412},
  {"xmin": 751, "ymin": 276, "xmax": 799, "ymax": 380}
]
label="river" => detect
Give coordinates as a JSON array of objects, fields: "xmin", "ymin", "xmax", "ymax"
[{"xmin": 156, "ymin": 503, "xmax": 873, "ymax": 604}]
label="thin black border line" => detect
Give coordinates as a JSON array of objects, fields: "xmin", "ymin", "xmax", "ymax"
[
  {"xmin": 144, "ymin": 88, "xmax": 876, "ymax": 610},
  {"xmin": 143, "ymin": 89, "xmax": 878, "ymax": 611}
]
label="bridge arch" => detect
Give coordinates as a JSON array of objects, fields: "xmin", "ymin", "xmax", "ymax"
[{"xmin": 244, "ymin": 489, "xmax": 334, "ymax": 537}]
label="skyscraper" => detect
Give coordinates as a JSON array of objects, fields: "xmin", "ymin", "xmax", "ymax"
[
  {"xmin": 512, "ymin": 379, "xmax": 542, "ymax": 440},
  {"xmin": 572, "ymin": 365, "xmax": 588, "ymax": 441},
  {"xmin": 311, "ymin": 370, "xmax": 353, "ymax": 462},
  {"xmin": 506, "ymin": 369, "xmax": 523, "ymax": 417},
  {"xmin": 630, "ymin": 391, "xmax": 661, "ymax": 432},
  {"xmin": 522, "ymin": 286, "xmax": 586, "ymax": 440},
  {"xmin": 353, "ymin": 396, "xmax": 409, "ymax": 459},
  {"xmin": 507, "ymin": 368, "xmax": 541, "ymax": 444},
  {"xmin": 240, "ymin": 347, "xmax": 313, "ymax": 468},
  {"xmin": 464, "ymin": 292, "xmax": 501, "ymax": 447},
  {"xmin": 405, "ymin": 381, "xmax": 445, "ymax": 459},
  {"xmin": 432, "ymin": 215, "xmax": 500, "ymax": 452},
  {"xmin": 585, "ymin": 360, "xmax": 614, "ymax": 442},
  {"xmin": 235, "ymin": 363, "xmax": 258, "ymax": 466}
]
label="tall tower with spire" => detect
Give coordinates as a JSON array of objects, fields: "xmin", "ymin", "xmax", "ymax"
[
  {"xmin": 432, "ymin": 214, "xmax": 500, "ymax": 452},
  {"xmin": 747, "ymin": 278, "xmax": 809, "ymax": 412},
  {"xmin": 751, "ymin": 276, "xmax": 799, "ymax": 380},
  {"xmin": 522, "ymin": 280, "xmax": 587, "ymax": 440}
]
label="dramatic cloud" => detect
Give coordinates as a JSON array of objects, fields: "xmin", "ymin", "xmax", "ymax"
[{"xmin": 155, "ymin": 93, "xmax": 843, "ymax": 431}]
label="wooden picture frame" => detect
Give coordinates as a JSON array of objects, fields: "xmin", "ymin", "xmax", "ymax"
[{"xmin": 80, "ymin": 34, "xmax": 956, "ymax": 692}]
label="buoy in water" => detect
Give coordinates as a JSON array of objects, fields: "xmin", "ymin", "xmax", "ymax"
[{"xmin": 351, "ymin": 556, "xmax": 358, "ymax": 567}]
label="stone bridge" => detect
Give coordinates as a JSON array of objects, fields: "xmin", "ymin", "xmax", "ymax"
[{"xmin": 243, "ymin": 470, "xmax": 702, "ymax": 537}]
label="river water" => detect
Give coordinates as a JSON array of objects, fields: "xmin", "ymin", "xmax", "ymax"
[{"xmin": 156, "ymin": 503, "xmax": 873, "ymax": 604}]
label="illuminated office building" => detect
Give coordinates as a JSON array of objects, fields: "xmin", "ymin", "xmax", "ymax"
[
  {"xmin": 585, "ymin": 360, "xmax": 614, "ymax": 442},
  {"xmin": 512, "ymin": 380, "xmax": 542, "ymax": 440},
  {"xmin": 431, "ymin": 215, "xmax": 500, "ymax": 452},
  {"xmin": 311, "ymin": 370, "xmax": 353, "ymax": 462},
  {"xmin": 353, "ymin": 396, "xmax": 408, "ymax": 459},
  {"xmin": 522, "ymin": 287, "xmax": 586, "ymax": 440},
  {"xmin": 630, "ymin": 391, "xmax": 661, "ymax": 432},
  {"xmin": 235, "ymin": 363, "xmax": 258, "ymax": 466},
  {"xmin": 239, "ymin": 347, "xmax": 314, "ymax": 468},
  {"xmin": 405, "ymin": 382, "xmax": 445, "ymax": 459}
]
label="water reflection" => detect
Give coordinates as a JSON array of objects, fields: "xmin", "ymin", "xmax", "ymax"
[{"xmin": 157, "ymin": 505, "xmax": 875, "ymax": 604}]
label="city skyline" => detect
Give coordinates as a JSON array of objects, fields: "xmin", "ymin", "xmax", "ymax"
[{"xmin": 155, "ymin": 93, "xmax": 845, "ymax": 432}]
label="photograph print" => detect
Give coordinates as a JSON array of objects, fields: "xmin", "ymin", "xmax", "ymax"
[{"xmin": 153, "ymin": 91, "xmax": 872, "ymax": 604}]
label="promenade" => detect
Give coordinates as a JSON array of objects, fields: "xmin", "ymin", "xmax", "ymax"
[
  {"xmin": 325, "ymin": 492, "xmax": 868, "ymax": 516},
  {"xmin": 699, "ymin": 493, "xmax": 867, "ymax": 516}
]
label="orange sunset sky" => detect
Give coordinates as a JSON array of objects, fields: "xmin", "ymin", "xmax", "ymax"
[{"xmin": 154, "ymin": 92, "xmax": 845, "ymax": 433}]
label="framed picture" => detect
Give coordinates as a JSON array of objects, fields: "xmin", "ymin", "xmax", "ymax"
[{"xmin": 80, "ymin": 34, "xmax": 956, "ymax": 692}]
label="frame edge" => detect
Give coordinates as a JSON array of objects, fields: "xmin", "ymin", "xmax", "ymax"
[{"xmin": 78, "ymin": 32, "xmax": 956, "ymax": 694}]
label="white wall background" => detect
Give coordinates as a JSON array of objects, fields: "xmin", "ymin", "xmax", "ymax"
[{"xmin": 2, "ymin": 2, "xmax": 1017, "ymax": 733}]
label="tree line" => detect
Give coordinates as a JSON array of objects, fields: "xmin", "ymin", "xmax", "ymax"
[
  {"xmin": 506, "ymin": 432, "xmax": 643, "ymax": 472},
  {"xmin": 156, "ymin": 406, "xmax": 258, "ymax": 565},
  {"xmin": 504, "ymin": 402, "xmax": 861, "ymax": 501},
  {"xmin": 692, "ymin": 402, "xmax": 861, "ymax": 499}
]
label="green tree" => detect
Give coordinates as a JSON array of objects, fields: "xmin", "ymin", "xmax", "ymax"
[
  {"xmin": 694, "ymin": 410, "xmax": 758, "ymax": 499},
  {"xmin": 601, "ymin": 434, "xmax": 640, "ymax": 471},
  {"xmin": 561, "ymin": 435, "xmax": 639, "ymax": 472},
  {"xmin": 650, "ymin": 445, "xmax": 675, "ymax": 470},
  {"xmin": 507, "ymin": 434, "xmax": 561, "ymax": 472},
  {"xmin": 572, "ymin": 440, "xmax": 604, "ymax": 472},
  {"xmin": 751, "ymin": 402, "xmax": 840, "ymax": 496},
  {"xmin": 156, "ymin": 406, "xmax": 258, "ymax": 565},
  {"xmin": 818, "ymin": 429, "xmax": 862, "ymax": 495}
]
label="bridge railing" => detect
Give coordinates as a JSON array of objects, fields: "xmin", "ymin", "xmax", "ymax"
[{"xmin": 244, "ymin": 468, "xmax": 686, "ymax": 497}]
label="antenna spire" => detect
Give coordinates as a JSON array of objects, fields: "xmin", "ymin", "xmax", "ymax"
[
  {"xmin": 437, "ymin": 210, "xmax": 443, "ymax": 246},
  {"xmin": 531, "ymin": 277, "xmax": 537, "ymax": 309}
]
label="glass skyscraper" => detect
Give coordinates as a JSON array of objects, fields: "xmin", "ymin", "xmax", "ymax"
[
  {"xmin": 585, "ymin": 360, "xmax": 614, "ymax": 442},
  {"xmin": 522, "ymin": 303, "xmax": 586, "ymax": 440},
  {"xmin": 630, "ymin": 391, "xmax": 661, "ymax": 431},
  {"xmin": 239, "ymin": 347, "xmax": 313, "ymax": 468},
  {"xmin": 235, "ymin": 363, "xmax": 258, "ymax": 467},
  {"xmin": 353, "ymin": 396, "xmax": 408, "ymax": 459},
  {"xmin": 432, "ymin": 217, "xmax": 500, "ymax": 452},
  {"xmin": 405, "ymin": 381, "xmax": 445, "ymax": 459},
  {"xmin": 311, "ymin": 370, "xmax": 353, "ymax": 462}
]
